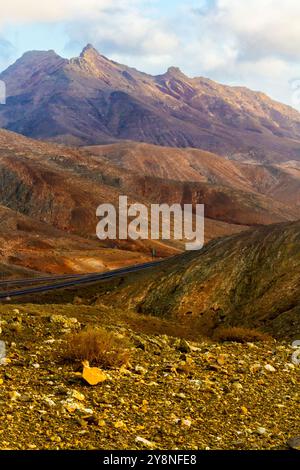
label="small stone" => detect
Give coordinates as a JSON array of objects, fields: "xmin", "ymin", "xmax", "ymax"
[
  {"xmin": 135, "ymin": 365, "xmax": 148, "ymax": 375},
  {"xmin": 43, "ymin": 397, "xmax": 56, "ymax": 407},
  {"xmin": 82, "ymin": 361, "xmax": 107, "ymax": 386},
  {"xmin": 50, "ymin": 315, "xmax": 79, "ymax": 329},
  {"xmin": 135, "ymin": 436, "xmax": 156, "ymax": 449},
  {"xmin": 70, "ymin": 390, "xmax": 85, "ymax": 401},
  {"xmin": 264, "ymin": 364, "xmax": 276, "ymax": 372},
  {"xmin": 181, "ymin": 418, "xmax": 192, "ymax": 428},
  {"xmin": 32, "ymin": 363, "xmax": 40, "ymax": 369},
  {"xmin": 232, "ymin": 382, "xmax": 243, "ymax": 391},
  {"xmin": 256, "ymin": 427, "xmax": 267, "ymax": 435},
  {"xmin": 217, "ymin": 355, "xmax": 227, "ymax": 366},
  {"xmin": 114, "ymin": 421, "xmax": 127, "ymax": 429},
  {"xmin": 9, "ymin": 391, "xmax": 21, "ymax": 401}
]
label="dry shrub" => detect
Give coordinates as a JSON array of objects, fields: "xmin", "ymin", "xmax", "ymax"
[
  {"xmin": 213, "ymin": 327, "xmax": 273, "ymax": 344},
  {"xmin": 62, "ymin": 327, "xmax": 131, "ymax": 368},
  {"xmin": 122, "ymin": 311, "xmax": 204, "ymax": 342}
]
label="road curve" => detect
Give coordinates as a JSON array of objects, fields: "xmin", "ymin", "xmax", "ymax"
[
  {"xmin": 0, "ymin": 273, "xmax": 89, "ymax": 288},
  {"xmin": 0, "ymin": 259, "xmax": 167, "ymax": 300}
]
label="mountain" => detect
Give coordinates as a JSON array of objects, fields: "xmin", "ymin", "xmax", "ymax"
[
  {"xmin": 91, "ymin": 220, "xmax": 300, "ymax": 340},
  {"xmin": 0, "ymin": 128, "xmax": 255, "ymax": 276},
  {"xmin": 1, "ymin": 45, "xmax": 300, "ymax": 162},
  {"xmin": 1, "ymin": 127, "xmax": 299, "ymax": 277},
  {"xmin": 85, "ymin": 141, "xmax": 300, "ymax": 210}
]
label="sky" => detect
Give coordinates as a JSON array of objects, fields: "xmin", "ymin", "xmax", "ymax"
[{"xmin": 1, "ymin": 0, "xmax": 300, "ymax": 109}]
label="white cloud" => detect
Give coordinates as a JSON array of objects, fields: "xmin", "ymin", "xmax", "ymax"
[
  {"xmin": 195, "ymin": 0, "xmax": 300, "ymax": 61},
  {"xmin": 65, "ymin": 9, "xmax": 179, "ymax": 58},
  {"xmin": 174, "ymin": 0, "xmax": 300, "ymax": 107},
  {"xmin": 0, "ymin": 0, "xmax": 118, "ymax": 24}
]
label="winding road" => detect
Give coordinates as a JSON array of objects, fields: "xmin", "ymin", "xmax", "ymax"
[{"xmin": 0, "ymin": 259, "xmax": 166, "ymax": 300}]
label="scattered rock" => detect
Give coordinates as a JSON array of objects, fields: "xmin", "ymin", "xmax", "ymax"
[
  {"xmin": 50, "ymin": 315, "xmax": 80, "ymax": 329},
  {"xmin": 82, "ymin": 361, "xmax": 108, "ymax": 386},
  {"xmin": 264, "ymin": 364, "xmax": 276, "ymax": 372},
  {"xmin": 180, "ymin": 418, "xmax": 192, "ymax": 428},
  {"xmin": 232, "ymin": 382, "xmax": 243, "ymax": 391},
  {"xmin": 43, "ymin": 397, "xmax": 56, "ymax": 407},
  {"xmin": 70, "ymin": 390, "xmax": 85, "ymax": 401},
  {"xmin": 256, "ymin": 427, "xmax": 267, "ymax": 435},
  {"xmin": 134, "ymin": 365, "xmax": 148, "ymax": 375},
  {"xmin": 135, "ymin": 436, "xmax": 156, "ymax": 449},
  {"xmin": 9, "ymin": 391, "xmax": 21, "ymax": 401}
]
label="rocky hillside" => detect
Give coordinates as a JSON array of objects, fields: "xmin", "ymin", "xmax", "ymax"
[
  {"xmin": 78, "ymin": 221, "xmax": 300, "ymax": 340},
  {"xmin": 2, "ymin": 45, "xmax": 300, "ymax": 162},
  {"xmin": 1, "ymin": 128, "xmax": 300, "ymax": 276},
  {"xmin": 87, "ymin": 141, "xmax": 300, "ymax": 211},
  {"xmin": 0, "ymin": 303, "xmax": 298, "ymax": 450}
]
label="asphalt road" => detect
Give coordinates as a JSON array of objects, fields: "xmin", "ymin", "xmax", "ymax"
[
  {"xmin": 0, "ymin": 273, "xmax": 88, "ymax": 288},
  {"xmin": 0, "ymin": 259, "xmax": 166, "ymax": 300}
]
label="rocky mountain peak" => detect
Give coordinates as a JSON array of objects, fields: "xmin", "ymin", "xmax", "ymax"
[
  {"xmin": 80, "ymin": 43, "xmax": 100, "ymax": 59},
  {"xmin": 165, "ymin": 66, "xmax": 186, "ymax": 78}
]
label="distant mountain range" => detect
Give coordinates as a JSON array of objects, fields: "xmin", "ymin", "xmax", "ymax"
[
  {"xmin": 0, "ymin": 128, "xmax": 300, "ymax": 276},
  {"xmin": 1, "ymin": 44, "xmax": 300, "ymax": 163}
]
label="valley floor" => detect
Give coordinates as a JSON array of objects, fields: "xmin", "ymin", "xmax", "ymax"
[{"xmin": 0, "ymin": 304, "xmax": 298, "ymax": 450}]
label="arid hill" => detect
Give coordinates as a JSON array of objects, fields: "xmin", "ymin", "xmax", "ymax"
[
  {"xmin": 0, "ymin": 129, "xmax": 250, "ymax": 275},
  {"xmin": 1, "ymin": 45, "xmax": 300, "ymax": 162},
  {"xmin": 90, "ymin": 221, "xmax": 300, "ymax": 340},
  {"xmin": 1, "ymin": 128, "xmax": 300, "ymax": 276},
  {"xmin": 86, "ymin": 141, "xmax": 300, "ymax": 211}
]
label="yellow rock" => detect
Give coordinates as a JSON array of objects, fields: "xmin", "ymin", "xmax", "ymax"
[
  {"xmin": 217, "ymin": 355, "xmax": 226, "ymax": 366},
  {"xmin": 141, "ymin": 399, "xmax": 149, "ymax": 413},
  {"xmin": 82, "ymin": 360, "xmax": 108, "ymax": 386},
  {"xmin": 71, "ymin": 390, "xmax": 85, "ymax": 401},
  {"xmin": 65, "ymin": 404, "xmax": 77, "ymax": 413},
  {"xmin": 240, "ymin": 406, "xmax": 248, "ymax": 415},
  {"xmin": 114, "ymin": 421, "xmax": 127, "ymax": 430}
]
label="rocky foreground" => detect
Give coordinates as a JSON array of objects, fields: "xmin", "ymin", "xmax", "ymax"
[{"xmin": 0, "ymin": 304, "xmax": 299, "ymax": 450}]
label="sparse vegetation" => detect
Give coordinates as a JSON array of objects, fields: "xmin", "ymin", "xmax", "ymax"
[
  {"xmin": 61, "ymin": 327, "xmax": 131, "ymax": 368},
  {"xmin": 120, "ymin": 311, "xmax": 204, "ymax": 342},
  {"xmin": 213, "ymin": 327, "xmax": 273, "ymax": 343}
]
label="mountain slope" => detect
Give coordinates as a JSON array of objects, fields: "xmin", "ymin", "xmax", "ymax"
[
  {"xmin": 0, "ymin": 129, "xmax": 254, "ymax": 275},
  {"xmin": 2, "ymin": 45, "xmax": 300, "ymax": 162},
  {"xmin": 1, "ymin": 128, "xmax": 299, "ymax": 277},
  {"xmin": 86, "ymin": 141, "xmax": 300, "ymax": 210},
  {"xmin": 95, "ymin": 221, "xmax": 300, "ymax": 339}
]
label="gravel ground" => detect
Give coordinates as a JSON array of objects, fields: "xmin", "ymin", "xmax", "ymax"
[{"xmin": 0, "ymin": 306, "xmax": 299, "ymax": 450}]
